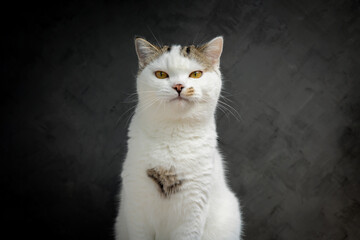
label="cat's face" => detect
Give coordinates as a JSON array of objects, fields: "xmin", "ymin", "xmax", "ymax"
[{"xmin": 135, "ymin": 37, "xmax": 223, "ymax": 122}]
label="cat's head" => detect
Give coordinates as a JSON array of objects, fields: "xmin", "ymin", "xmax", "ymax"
[{"xmin": 134, "ymin": 36, "xmax": 223, "ymax": 123}]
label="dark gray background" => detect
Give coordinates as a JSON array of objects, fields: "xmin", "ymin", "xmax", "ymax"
[{"xmin": 2, "ymin": 0, "xmax": 360, "ymax": 239}]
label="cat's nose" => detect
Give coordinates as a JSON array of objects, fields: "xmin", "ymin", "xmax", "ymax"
[{"xmin": 173, "ymin": 84, "xmax": 184, "ymax": 94}]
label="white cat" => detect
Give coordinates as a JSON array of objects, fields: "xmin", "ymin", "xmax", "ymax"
[{"xmin": 114, "ymin": 36, "xmax": 242, "ymax": 240}]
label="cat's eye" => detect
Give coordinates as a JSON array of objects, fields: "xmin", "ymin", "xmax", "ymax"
[
  {"xmin": 155, "ymin": 71, "xmax": 169, "ymax": 79},
  {"xmin": 189, "ymin": 71, "xmax": 203, "ymax": 78}
]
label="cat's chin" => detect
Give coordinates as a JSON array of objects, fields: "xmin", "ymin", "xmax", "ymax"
[{"xmin": 168, "ymin": 96, "xmax": 193, "ymax": 109}]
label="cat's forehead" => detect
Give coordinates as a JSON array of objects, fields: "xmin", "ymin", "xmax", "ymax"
[{"xmin": 151, "ymin": 44, "xmax": 213, "ymax": 71}]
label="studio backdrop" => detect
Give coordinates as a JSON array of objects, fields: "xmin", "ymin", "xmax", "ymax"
[{"xmin": 3, "ymin": 0, "xmax": 360, "ymax": 239}]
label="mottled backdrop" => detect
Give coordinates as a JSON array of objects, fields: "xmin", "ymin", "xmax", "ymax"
[{"xmin": 2, "ymin": 0, "xmax": 360, "ymax": 239}]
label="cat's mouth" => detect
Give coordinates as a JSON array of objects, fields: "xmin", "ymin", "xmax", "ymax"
[{"xmin": 170, "ymin": 96, "xmax": 189, "ymax": 102}]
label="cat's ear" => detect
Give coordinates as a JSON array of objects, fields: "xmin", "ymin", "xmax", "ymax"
[
  {"xmin": 202, "ymin": 36, "xmax": 223, "ymax": 68},
  {"xmin": 134, "ymin": 37, "xmax": 160, "ymax": 68}
]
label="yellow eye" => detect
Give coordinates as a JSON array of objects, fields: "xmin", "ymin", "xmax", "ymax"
[
  {"xmin": 189, "ymin": 71, "xmax": 203, "ymax": 78},
  {"xmin": 155, "ymin": 71, "xmax": 169, "ymax": 79}
]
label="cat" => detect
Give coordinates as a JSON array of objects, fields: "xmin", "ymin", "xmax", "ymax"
[{"xmin": 114, "ymin": 36, "xmax": 242, "ymax": 240}]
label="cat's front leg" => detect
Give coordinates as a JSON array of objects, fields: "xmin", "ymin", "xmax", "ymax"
[
  {"xmin": 170, "ymin": 188, "xmax": 210, "ymax": 240},
  {"xmin": 120, "ymin": 202, "xmax": 155, "ymax": 240},
  {"xmin": 117, "ymin": 180, "xmax": 155, "ymax": 240},
  {"xmin": 171, "ymin": 224, "xmax": 205, "ymax": 240},
  {"xmin": 170, "ymin": 209, "xmax": 208, "ymax": 240},
  {"xmin": 146, "ymin": 166, "xmax": 211, "ymax": 240}
]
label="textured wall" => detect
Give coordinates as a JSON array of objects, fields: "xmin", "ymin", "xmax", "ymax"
[{"xmin": 3, "ymin": 0, "xmax": 360, "ymax": 239}]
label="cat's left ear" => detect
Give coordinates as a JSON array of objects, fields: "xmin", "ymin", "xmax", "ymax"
[{"xmin": 202, "ymin": 36, "xmax": 223, "ymax": 68}]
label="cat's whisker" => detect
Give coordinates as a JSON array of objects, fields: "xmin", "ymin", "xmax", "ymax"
[
  {"xmin": 217, "ymin": 102, "xmax": 239, "ymax": 121},
  {"xmin": 121, "ymin": 92, "xmax": 139, "ymax": 103},
  {"xmin": 220, "ymin": 89, "xmax": 234, "ymax": 95},
  {"xmin": 137, "ymin": 90, "xmax": 160, "ymax": 93},
  {"xmin": 146, "ymin": 25, "xmax": 161, "ymax": 48},
  {"xmin": 125, "ymin": 92, "xmax": 138, "ymax": 98},
  {"xmin": 220, "ymin": 94, "xmax": 235, "ymax": 103},
  {"xmin": 151, "ymin": 98, "xmax": 162, "ymax": 113},
  {"xmin": 219, "ymin": 95, "xmax": 243, "ymax": 121},
  {"xmin": 198, "ymin": 95, "xmax": 242, "ymax": 122},
  {"xmin": 121, "ymin": 97, "xmax": 139, "ymax": 104},
  {"xmin": 192, "ymin": 31, "xmax": 200, "ymax": 46},
  {"xmin": 122, "ymin": 99, "xmax": 138, "ymax": 104},
  {"xmin": 217, "ymin": 104, "xmax": 232, "ymax": 120},
  {"xmin": 125, "ymin": 110, "xmax": 138, "ymax": 128},
  {"xmin": 137, "ymin": 98, "xmax": 158, "ymax": 113},
  {"xmin": 124, "ymin": 98, "xmax": 159, "ymax": 127},
  {"xmin": 116, "ymin": 104, "xmax": 138, "ymax": 126},
  {"xmin": 217, "ymin": 100, "xmax": 243, "ymax": 122},
  {"xmin": 156, "ymin": 99, "xmax": 165, "ymax": 116},
  {"xmin": 135, "ymin": 98, "xmax": 160, "ymax": 115},
  {"xmin": 123, "ymin": 91, "xmax": 163, "ymax": 104},
  {"xmin": 117, "ymin": 95, "xmax": 159, "ymax": 127}
]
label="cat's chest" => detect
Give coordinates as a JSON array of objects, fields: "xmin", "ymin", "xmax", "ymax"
[
  {"xmin": 125, "ymin": 124, "xmax": 218, "ymax": 182},
  {"xmin": 126, "ymin": 130, "xmax": 216, "ymax": 172},
  {"xmin": 145, "ymin": 135, "xmax": 214, "ymax": 166},
  {"xmin": 123, "ymin": 129, "xmax": 217, "ymax": 200}
]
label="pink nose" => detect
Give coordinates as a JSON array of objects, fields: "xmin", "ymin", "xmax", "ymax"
[{"xmin": 173, "ymin": 84, "xmax": 184, "ymax": 94}]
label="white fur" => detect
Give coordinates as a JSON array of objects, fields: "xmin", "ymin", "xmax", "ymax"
[{"xmin": 115, "ymin": 38, "xmax": 242, "ymax": 240}]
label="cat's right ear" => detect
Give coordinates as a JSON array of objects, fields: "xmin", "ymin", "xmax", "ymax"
[{"xmin": 134, "ymin": 37, "xmax": 159, "ymax": 68}]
